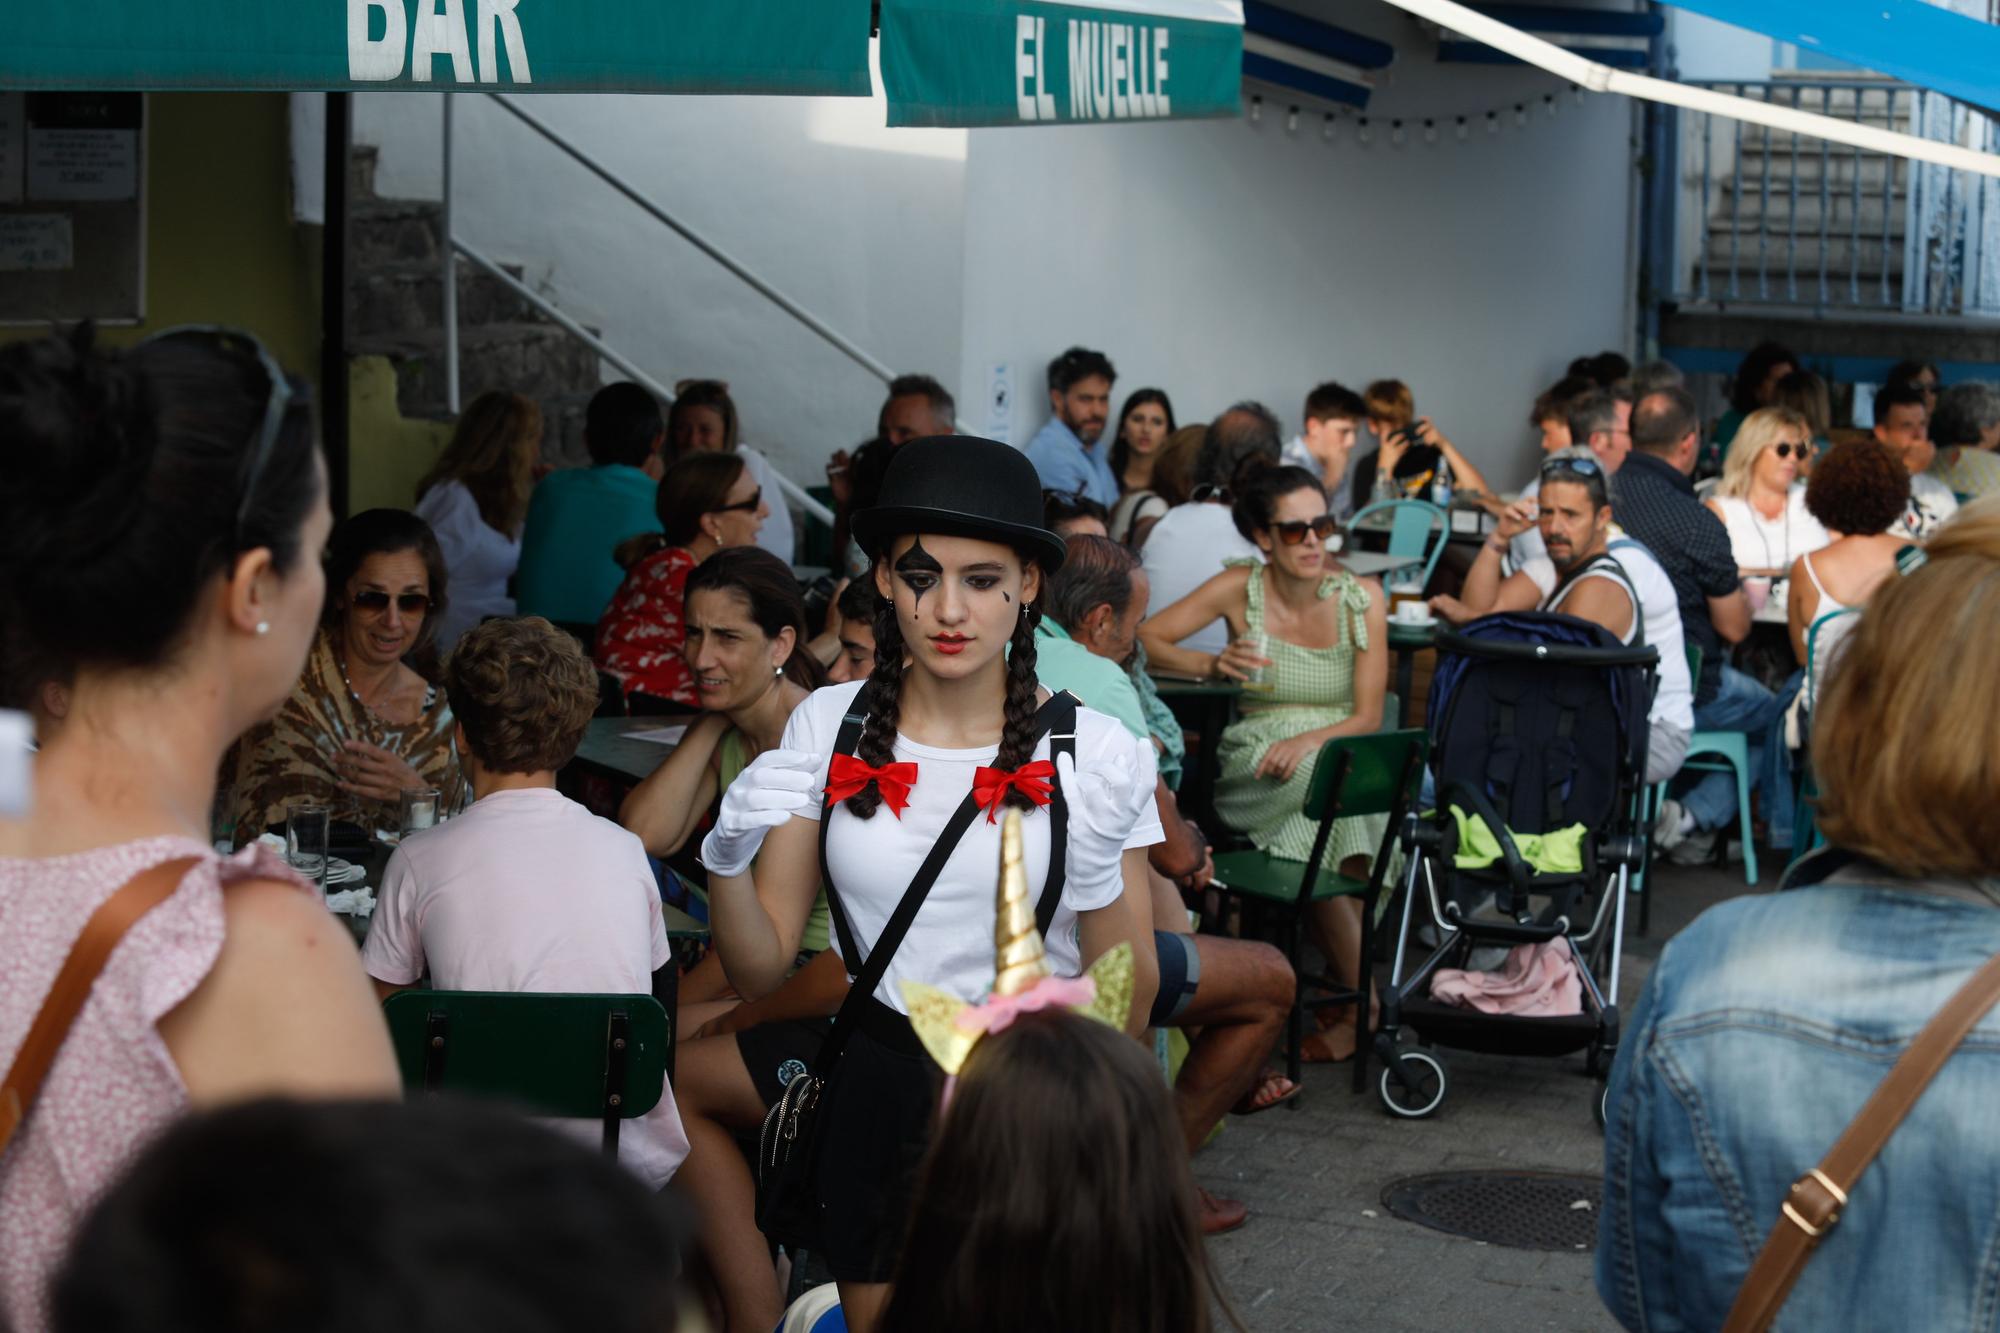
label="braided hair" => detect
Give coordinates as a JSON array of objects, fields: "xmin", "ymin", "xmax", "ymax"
[{"xmin": 843, "ymin": 555, "xmax": 1046, "ymax": 820}]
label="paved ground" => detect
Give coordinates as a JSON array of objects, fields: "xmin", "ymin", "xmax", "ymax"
[{"xmin": 1198, "ymin": 859, "xmax": 1755, "ymax": 1331}]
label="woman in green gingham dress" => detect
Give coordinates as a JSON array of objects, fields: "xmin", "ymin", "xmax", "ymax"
[{"xmin": 1140, "ymin": 464, "xmax": 1389, "ymax": 1060}]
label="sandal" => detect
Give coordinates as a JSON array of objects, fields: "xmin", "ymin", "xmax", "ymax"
[
  {"xmin": 1198, "ymin": 1186, "xmax": 1249, "ymax": 1235},
  {"xmin": 1231, "ymin": 1066, "xmax": 1303, "ymax": 1115}
]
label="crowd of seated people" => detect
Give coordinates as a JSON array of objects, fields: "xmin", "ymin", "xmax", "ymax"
[{"xmin": 9, "ymin": 317, "xmax": 2000, "ymax": 1333}]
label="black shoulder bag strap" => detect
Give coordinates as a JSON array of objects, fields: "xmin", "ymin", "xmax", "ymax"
[{"xmin": 810, "ymin": 690, "xmax": 1080, "ymax": 1075}]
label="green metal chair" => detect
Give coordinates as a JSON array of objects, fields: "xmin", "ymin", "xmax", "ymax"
[
  {"xmin": 1209, "ymin": 729, "xmax": 1429, "ymax": 1097},
  {"xmin": 1349, "ymin": 499, "xmax": 1450, "ymax": 592},
  {"xmin": 382, "ymin": 991, "xmax": 671, "ymax": 1156},
  {"xmin": 1672, "ymin": 644, "xmax": 1760, "ymax": 886}
]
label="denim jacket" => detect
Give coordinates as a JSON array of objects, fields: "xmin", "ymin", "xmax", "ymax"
[{"xmin": 1599, "ymin": 851, "xmax": 2000, "ymax": 1332}]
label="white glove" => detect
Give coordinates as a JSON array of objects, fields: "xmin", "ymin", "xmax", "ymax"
[
  {"xmin": 1056, "ymin": 749, "xmax": 1147, "ymax": 890},
  {"xmin": 699, "ymin": 748, "xmax": 820, "ymax": 878}
]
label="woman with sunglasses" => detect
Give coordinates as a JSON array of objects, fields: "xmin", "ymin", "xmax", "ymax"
[
  {"xmin": 229, "ymin": 509, "xmax": 461, "ymax": 844},
  {"xmin": 0, "ymin": 327, "xmax": 400, "ymax": 1329},
  {"xmin": 596, "ymin": 451, "xmax": 769, "ymax": 707},
  {"xmin": 1703, "ymin": 406, "xmax": 1831, "ymax": 626},
  {"xmin": 1140, "ymin": 465, "xmax": 1388, "ymax": 1061}
]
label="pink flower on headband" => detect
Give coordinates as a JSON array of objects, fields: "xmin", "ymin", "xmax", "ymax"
[{"xmin": 952, "ymin": 975, "xmax": 1099, "ymax": 1038}]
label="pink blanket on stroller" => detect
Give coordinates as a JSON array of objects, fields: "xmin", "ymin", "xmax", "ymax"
[{"xmin": 1430, "ymin": 942, "xmax": 1583, "ymax": 1017}]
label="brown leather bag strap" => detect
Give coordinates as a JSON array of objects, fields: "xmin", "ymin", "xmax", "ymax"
[
  {"xmin": 1724, "ymin": 949, "xmax": 2000, "ymax": 1332},
  {"xmin": 0, "ymin": 856, "xmax": 202, "ymax": 1155}
]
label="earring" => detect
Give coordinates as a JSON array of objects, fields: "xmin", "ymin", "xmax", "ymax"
[
  {"xmin": 255, "ymin": 622, "xmax": 270, "ymax": 636},
  {"xmin": 774, "ymin": 664, "xmax": 784, "ymax": 678}
]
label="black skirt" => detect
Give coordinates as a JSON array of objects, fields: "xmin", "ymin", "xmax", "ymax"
[{"xmin": 807, "ymin": 999, "xmax": 942, "ymax": 1282}]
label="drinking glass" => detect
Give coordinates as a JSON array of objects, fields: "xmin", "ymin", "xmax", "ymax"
[
  {"xmin": 286, "ymin": 805, "xmax": 330, "ymax": 890},
  {"xmin": 1237, "ymin": 631, "xmax": 1272, "ymax": 693},
  {"xmin": 399, "ymin": 787, "xmax": 441, "ymax": 834}
]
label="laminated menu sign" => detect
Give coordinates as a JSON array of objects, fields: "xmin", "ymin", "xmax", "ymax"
[
  {"xmin": 0, "ymin": 93, "xmax": 23, "ymax": 203},
  {"xmin": 0, "ymin": 214, "xmax": 73, "ymax": 272},
  {"xmin": 26, "ymin": 92, "xmax": 141, "ymax": 202}
]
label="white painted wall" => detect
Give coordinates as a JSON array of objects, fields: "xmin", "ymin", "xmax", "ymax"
[
  {"xmin": 1665, "ymin": 12, "xmax": 1774, "ymax": 84},
  {"xmin": 339, "ymin": 7, "xmax": 1642, "ymax": 496},
  {"xmin": 350, "ymin": 79, "xmax": 970, "ymax": 483},
  {"xmin": 963, "ymin": 9, "xmax": 1637, "ymax": 485}
]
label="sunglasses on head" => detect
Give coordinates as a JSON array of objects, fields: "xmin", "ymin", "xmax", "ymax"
[
  {"xmin": 712, "ymin": 487, "xmax": 763, "ymax": 515},
  {"xmin": 1540, "ymin": 454, "xmax": 1604, "ymax": 479},
  {"xmin": 352, "ymin": 590, "xmax": 432, "ymax": 615},
  {"xmin": 139, "ymin": 324, "xmax": 308, "ymax": 547},
  {"xmin": 1271, "ymin": 515, "xmax": 1339, "ymax": 545}
]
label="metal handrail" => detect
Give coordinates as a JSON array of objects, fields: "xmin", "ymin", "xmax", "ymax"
[
  {"xmin": 450, "ymin": 239, "xmax": 834, "ymax": 528},
  {"xmin": 484, "ymin": 93, "xmax": 902, "ymax": 391}
]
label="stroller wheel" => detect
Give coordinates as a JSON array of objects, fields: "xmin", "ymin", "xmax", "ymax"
[
  {"xmin": 1378, "ymin": 1051, "xmax": 1447, "ymax": 1119},
  {"xmin": 1594, "ymin": 1083, "xmax": 1609, "ymax": 1130}
]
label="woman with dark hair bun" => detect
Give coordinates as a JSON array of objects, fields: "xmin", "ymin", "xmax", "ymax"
[
  {"xmin": 0, "ymin": 326, "xmax": 399, "ymax": 1329},
  {"xmin": 595, "ymin": 451, "xmax": 768, "ymax": 707},
  {"xmin": 228, "ymin": 508, "xmax": 462, "ymax": 845},
  {"xmin": 692, "ymin": 436, "xmax": 1159, "ymax": 1329},
  {"xmin": 1141, "ymin": 463, "xmax": 1390, "ymax": 1062}
]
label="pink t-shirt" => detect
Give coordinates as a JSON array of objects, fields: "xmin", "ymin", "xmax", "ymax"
[
  {"xmin": 360, "ymin": 787, "xmax": 687, "ymax": 1187},
  {"xmin": 0, "ymin": 836, "xmax": 303, "ymax": 1333}
]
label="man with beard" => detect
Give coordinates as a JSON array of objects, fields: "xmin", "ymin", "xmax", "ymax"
[
  {"xmin": 1431, "ymin": 448, "xmax": 1692, "ymax": 785},
  {"xmin": 1024, "ymin": 346, "xmax": 1119, "ymax": 505}
]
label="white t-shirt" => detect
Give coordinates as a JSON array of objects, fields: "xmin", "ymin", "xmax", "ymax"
[
  {"xmin": 785, "ymin": 680, "xmax": 1163, "ymax": 1012},
  {"xmin": 362, "ymin": 787, "xmax": 688, "ymax": 1188},
  {"xmin": 1710, "ymin": 487, "xmax": 1831, "ymax": 574},
  {"xmin": 1141, "ymin": 504, "xmax": 1262, "ymax": 657},
  {"xmin": 1520, "ymin": 534, "xmax": 1694, "ymax": 743},
  {"xmin": 414, "ymin": 479, "xmax": 521, "ymax": 652},
  {"xmin": 1894, "ymin": 471, "xmax": 1961, "ymax": 543}
]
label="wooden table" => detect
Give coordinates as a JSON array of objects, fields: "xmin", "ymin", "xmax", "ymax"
[
  {"xmin": 1148, "ymin": 675, "xmax": 1243, "ymax": 829},
  {"xmin": 1387, "ymin": 619, "xmax": 1438, "ymax": 728},
  {"xmin": 571, "ymin": 716, "xmax": 686, "ymax": 785}
]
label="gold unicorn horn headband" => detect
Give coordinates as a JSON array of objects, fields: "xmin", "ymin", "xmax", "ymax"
[{"xmin": 902, "ymin": 810, "xmax": 1133, "ymax": 1076}]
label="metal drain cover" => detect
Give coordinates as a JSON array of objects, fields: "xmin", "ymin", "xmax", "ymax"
[{"xmin": 1381, "ymin": 1171, "xmax": 1601, "ymax": 1251}]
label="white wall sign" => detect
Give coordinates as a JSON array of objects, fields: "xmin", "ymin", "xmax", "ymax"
[
  {"xmin": 0, "ymin": 94, "xmax": 24, "ymax": 204},
  {"xmin": 0, "ymin": 213, "xmax": 74, "ymax": 272},
  {"xmin": 985, "ymin": 361, "xmax": 1015, "ymax": 443},
  {"xmin": 26, "ymin": 93, "xmax": 142, "ymax": 202}
]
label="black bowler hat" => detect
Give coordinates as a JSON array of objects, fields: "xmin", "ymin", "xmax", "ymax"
[{"xmin": 852, "ymin": 436, "xmax": 1067, "ymax": 573}]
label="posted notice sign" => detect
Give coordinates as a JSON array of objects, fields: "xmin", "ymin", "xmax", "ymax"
[{"xmin": 26, "ymin": 93, "xmax": 141, "ymax": 202}]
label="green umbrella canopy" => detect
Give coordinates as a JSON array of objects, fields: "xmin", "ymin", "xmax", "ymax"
[
  {"xmin": 880, "ymin": 0, "xmax": 1244, "ymax": 127},
  {"xmin": 0, "ymin": 1, "xmax": 872, "ymax": 95}
]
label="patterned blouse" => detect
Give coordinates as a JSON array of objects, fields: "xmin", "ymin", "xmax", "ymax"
[
  {"xmin": 227, "ymin": 630, "xmax": 461, "ymax": 844},
  {"xmin": 595, "ymin": 544, "xmax": 699, "ymax": 705}
]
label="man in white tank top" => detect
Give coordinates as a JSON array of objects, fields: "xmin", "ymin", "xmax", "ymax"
[{"xmin": 1430, "ymin": 451, "xmax": 1693, "ymax": 785}]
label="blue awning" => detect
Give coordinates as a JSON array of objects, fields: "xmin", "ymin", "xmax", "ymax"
[
  {"xmin": 1241, "ymin": 0, "xmax": 1392, "ymax": 108},
  {"xmin": 1439, "ymin": 3, "xmax": 1661, "ymax": 69},
  {"xmin": 1663, "ymin": 0, "xmax": 2000, "ymax": 110}
]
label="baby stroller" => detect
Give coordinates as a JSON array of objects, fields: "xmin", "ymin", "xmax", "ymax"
[{"xmin": 1373, "ymin": 611, "xmax": 1657, "ymax": 1124}]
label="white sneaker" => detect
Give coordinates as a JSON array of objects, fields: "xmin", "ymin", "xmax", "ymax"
[
  {"xmin": 1653, "ymin": 798, "xmax": 1691, "ymax": 854},
  {"xmin": 1665, "ymin": 826, "xmax": 1721, "ymax": 867}
]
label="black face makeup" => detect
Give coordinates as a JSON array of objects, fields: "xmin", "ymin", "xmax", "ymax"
[{"xmin": 893, "ymin": 537, "xmax": 943, "ymax": 610}]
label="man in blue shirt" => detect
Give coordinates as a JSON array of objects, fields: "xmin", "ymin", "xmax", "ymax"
[
  {"xmin": 515, "ymin": 382, "xmax": 663, "ymax": 628},
  {"xmin": 1024, "ymin": 346, "xmax": 1119, "ymax": 506}
]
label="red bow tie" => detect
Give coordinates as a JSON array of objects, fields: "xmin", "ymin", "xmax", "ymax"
[
  {"xmin": 972, "ymin": 761, "xmax": 1056, "ymax": 823},
  {"xmin": 825, "ymin": 754, "xmax": 919, "ymax": 817}
]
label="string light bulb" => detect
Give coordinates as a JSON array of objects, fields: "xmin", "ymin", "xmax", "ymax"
[
  {"xmin": 1287, "ymin": 105, "xmax": 1300, "ymax": 133},
  {"xmin": 1357, "ymin": 115, "xmax": 1371, "ymax": 144},
  {"xmin": 1455, "ymin": 115, "xmax": 1469, "ymax": 142},
  {"xmin": 1544, "ymin": 94, "xmax": 1556, "ymax": 117},
  {"xmin": 1486, "ymin": 110, "xmax": 1499, "ymax": 135},
  {"xmin": 1422, "ymin": 118, "xmax": 1438, "ymax": 145},
  {"xmin": 1572, "ymin": 83, "xmax": 1585, "ymax": 106},
  {"xmin": 1514, "ymin": 102, "xmax": 1527, "ymax": 127},
  {"xmin": 1323, "ymin": 112, "xmax": 1336, "ymax": 141},
  {"xmin": 1249, "ymin": 94, "xmax": 1262, "ymax": 124},
  {"xmin": 1390, "ymin": 118, "xmax": 1405, "ymax": 146}
]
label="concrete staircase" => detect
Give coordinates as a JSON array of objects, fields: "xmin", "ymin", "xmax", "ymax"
[
  {"xmin": 1688, "ymin": 77, "xmax": 1913, "ymax": 311},
  {"xmin": 345, "ymin": 146, "xmax": 599, "ymax": 462}
]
